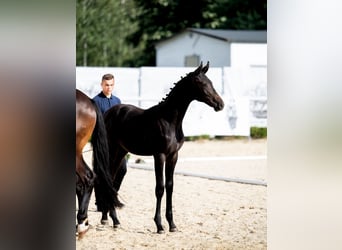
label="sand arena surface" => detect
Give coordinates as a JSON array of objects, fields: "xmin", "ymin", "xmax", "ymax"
[{"xmin": 76, "ymin": 138, "xmax": 267, "ymax": 249}]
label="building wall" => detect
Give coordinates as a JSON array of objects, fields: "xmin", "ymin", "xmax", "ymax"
[
  {"xmin": 231, "ymin": 43, "xmax": 267, "ymax": 68},
  {"xmin": 156, "ymin": 32, "xmax": 231, "ymax": 67}
]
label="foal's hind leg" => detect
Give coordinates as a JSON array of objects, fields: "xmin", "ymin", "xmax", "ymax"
[
  {"xmin": 153, "ymin": 154, "xmax": 166, "ymax": 233},
  {"xmin": 109, "ymin": 208, "xmax": 121, "ymax": 228},
  {"xmin": 113, "ymin": 159, "xmax": 127, "ymax": 191},
  {"xmin": 108, "ymin": 159, "xmax": 127, "ymax": 228},
  {"xmin": 101, "ymin": 148, "xmax": 127, "ymax": 228},
  {"xmin": 100, "ymin": 208, "xmax": 120, "ymax": 228}
]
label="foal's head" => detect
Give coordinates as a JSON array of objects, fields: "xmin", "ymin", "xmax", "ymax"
[{"xmin": 188, "ymin": 62, "xmax": 224, "ymax": 111}]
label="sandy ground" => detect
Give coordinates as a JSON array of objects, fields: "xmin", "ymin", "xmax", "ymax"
[{"xmin": 76, "ymin": 138, "xmax": 267, "ymax": 250}]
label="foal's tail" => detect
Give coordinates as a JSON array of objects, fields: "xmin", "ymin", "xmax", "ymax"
[{"xmin": 91, "ymin": 100, "xmax": 124, "ymax": 210}]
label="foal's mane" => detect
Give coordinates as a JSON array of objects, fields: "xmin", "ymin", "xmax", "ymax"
[{"xmin": 158, "ymin": 72, "xmax": 194, "ymax": 104}]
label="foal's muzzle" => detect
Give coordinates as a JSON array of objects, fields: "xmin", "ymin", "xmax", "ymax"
[{"xmin": 213, "ymin": 96, "xmax": 224, "ymax": 111}]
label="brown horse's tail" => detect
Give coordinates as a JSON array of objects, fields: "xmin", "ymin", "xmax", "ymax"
[{"xmin": 91, "ymin": 100, "xmax": 124, "ymax": 210}]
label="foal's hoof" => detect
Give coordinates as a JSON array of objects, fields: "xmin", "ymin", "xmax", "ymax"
[
  {"xmin": 101, "ymin": 220, "xmax": 109, "ymax": 225},
  {"xmin": 113, "ymin": 223, "xmax": 121, "ymax": 229},
  {"xmin": 157, "ymin": 226, "xmax": 165, "ymax": 234},
  {"xmin": 169, "ymin": 227, "xmax": 178, "ymax": 232}
]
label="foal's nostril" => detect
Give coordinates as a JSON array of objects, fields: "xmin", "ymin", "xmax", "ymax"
[{"xmin": 215, "ymin": 100, "xmax": 224, "ymax": 111}]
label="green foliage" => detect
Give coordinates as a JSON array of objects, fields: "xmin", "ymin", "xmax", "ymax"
[
  {"xmin": 128, "ymin": 0, "xmax": 266, "ymax": 65},
  {"xmin": 250, "ymin": 127, "xmax": 267, "ymax": 139},
  {"xmin": 204, "ymin": 0, "xmax": 267, "ymax": 29},
  {"xmin": 76, "ymin": 0, "xmax": 141, "ymax": 66},
  {"xmin": 185, "ymin": 134, "xmax": 211, "ymax": 141},
  {"xmin": 214, "ymin": 135, "xmax": 246, "ymax": 140},
  {"xmin": 76, "ymin": 0, "xmax": 267, "ymax": 67}
]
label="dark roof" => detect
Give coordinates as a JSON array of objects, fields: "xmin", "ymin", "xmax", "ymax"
[
  {"xmin": 155, "ymin": 28, "xmax": 267, "ymax": 47},
  {"xmin": 187, "ymin": 28, "xmax": 267, "ymax": 43}
]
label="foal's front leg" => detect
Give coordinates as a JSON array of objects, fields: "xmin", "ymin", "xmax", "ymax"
[
  {"xmin": 153, "ymin": 154, "xmax": 165, "ymax": 233},
  {"xmin": 165, "ymin": 152, "xmax": 178, "ymax": 232}
]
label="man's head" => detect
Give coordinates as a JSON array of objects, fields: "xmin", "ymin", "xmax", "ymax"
[{"xmin": 101, "ymin": 73, "xmax": 115, "ymax": 97}]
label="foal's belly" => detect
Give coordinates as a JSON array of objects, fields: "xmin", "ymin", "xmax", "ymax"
[
  {"xmin": 121, "ymin": 137, "xmax": 182, "ymax": 157},
  {"xmin": 123, "ymin": 144, "xmax": 166, "ymax": 156}
]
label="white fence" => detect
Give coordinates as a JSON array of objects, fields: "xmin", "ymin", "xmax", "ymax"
[{"xmin": 76, "ymin": 66, "xmax": 267, "ymax": 136}]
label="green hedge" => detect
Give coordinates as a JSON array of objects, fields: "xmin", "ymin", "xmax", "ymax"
[
  {"xmin": 184, "ymin": 134, "xmax": 211, "ymax": 141},
  {"xmin": 250, "ymin": 127, "xmax": 267, "ymax": 139},
  {"xmin": 184, "ymin": 127, "xmax": 267, "ymax": 141}
]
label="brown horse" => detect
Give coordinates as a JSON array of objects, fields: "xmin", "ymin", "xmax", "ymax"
[
  {"xmin": 76, "ymin": 89, "xmax": 123, "ymax": 238},
  {"xmin": 102, "ymin": 62, "xmax": 224, "ymax": 233}
]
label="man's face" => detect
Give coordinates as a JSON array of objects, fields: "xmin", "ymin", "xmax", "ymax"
[{"xmin": 101, "ymin": 78, "xmax": 114, "ymax": 97}]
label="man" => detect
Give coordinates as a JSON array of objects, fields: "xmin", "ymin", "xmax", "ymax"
[
  {"xmin": 93, "ymin": 73, "xmax": 126, "ymax": 191},
  {"xmin": 93, "ymin": 73, "xmax": 121, "ymax": 113}
]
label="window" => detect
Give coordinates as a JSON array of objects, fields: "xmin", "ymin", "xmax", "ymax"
[{"xmin": 184, "ymin": 54, "xmax": 200, "ymax": 67}]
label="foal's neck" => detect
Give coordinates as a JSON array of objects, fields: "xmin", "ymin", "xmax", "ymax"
[{"xmin": 159, "ymin": 80, "xmax": 194, "ymax": 123}]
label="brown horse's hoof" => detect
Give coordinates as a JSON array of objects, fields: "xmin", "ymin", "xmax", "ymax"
[
  {"xmin": 76, "ymin": 220, "xmax": 89, "ymax": 239},
  {"xmin": 77, "ymin": 219, "xmax": 89, "ymax": 237},
  {"xmin": 157, "ymin": 229, "xmax": 165, "ymax": 234},
  {"xmin": 77, "ymin": 229, "xmax": 88, "ymax": 240},
  {"xmin": 113, "ymin": 223, "xmax": 121, "ymax": 229},
  {"xmin": 169, "ymin": 227, "xmax": 178, "ymax": 232}
]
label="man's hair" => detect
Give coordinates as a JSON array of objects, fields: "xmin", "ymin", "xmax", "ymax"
[{"xmin": 102, "ymin": 73, "xmax": 114, "ymax": 81}]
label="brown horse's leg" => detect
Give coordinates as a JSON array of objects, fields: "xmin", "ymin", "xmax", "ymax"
[
  {"xmin": 153, "ymin": 153, "xmax": 166, "ymax": 233},
  {"xmin": 76, "ymin": 161, "xmax": 95, "ymax": 237},
  {"xmin": 165, "ymin": 152, "xmax": 178, "ymax": 232},
  {"xmin": 76, "ymin": 174, "xmax": 87, "ymax": 225}
]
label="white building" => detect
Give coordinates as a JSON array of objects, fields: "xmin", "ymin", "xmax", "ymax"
[{"xmin": 155, "ymin": 28, "xmax": 267, "ymax": 68}]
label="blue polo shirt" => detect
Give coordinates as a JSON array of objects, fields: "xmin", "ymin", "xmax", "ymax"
[{"xmin": 93, "ymin": 92, "xmax": 121, "ymax": 114}]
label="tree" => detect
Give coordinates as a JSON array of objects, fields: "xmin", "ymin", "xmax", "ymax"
[
  {"xmin": 129, "ymin": 0, "xmax": 266, "ymax": 66},
  {"xmin": 204, "ymin": 0, "xmax": 267, "ymax": 29},
  {"xmin": 76, "ymin": 0, "xmax": 267, "ymax": 67},
  {"xmin": 76, "ymin": 0, "xmax": 140, "ymax": 66}
]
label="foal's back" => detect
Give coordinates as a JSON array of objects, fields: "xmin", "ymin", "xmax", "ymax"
[{"xmin": 104, "ymin": 103, "xmax": 183, "ymax": 156}]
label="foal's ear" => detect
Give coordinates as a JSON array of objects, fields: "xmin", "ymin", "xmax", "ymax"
[
  {"xmin": 194, "ymin": 61, "xmax": 203, "ymax": 74},
  {"xmin": 202, "ymin": 61, "xmax": 209, "ymax": 74}
]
